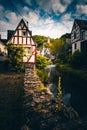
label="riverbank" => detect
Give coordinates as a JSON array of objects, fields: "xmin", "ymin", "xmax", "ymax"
[
  {"xmin": 22, "ymin": 65, "xmax": 87, "ymax": 130},
  {"xmin": 56, "ymin": 64, "xmax": 87, "ymax": 117}
]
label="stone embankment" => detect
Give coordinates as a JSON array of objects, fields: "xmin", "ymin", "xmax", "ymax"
[{"xmin": 22, "ymin": 65, "xmax": 86, "ymax": 130}]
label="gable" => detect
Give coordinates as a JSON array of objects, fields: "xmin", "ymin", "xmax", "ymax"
[
  {"xmin": 71, "ymin": 20, "xmax": 79, "ymax": 33},
  {"xmin": 71, "ymin": 19, "xmax": 87, "ymax": 33},
  {"xmin": 75, "ymin": 19, "xmax": 87, "ymax": 30},
  {"xmin": 71, "ymin": 19, "xmax": 87, "ymax": 54},
  {"xmin": 6, "ymin": 18, "xmax": 36, "ymax": 63},
  {"xmin": 7, "ymin": 19, "xmax": 35, "ymax": 46}
]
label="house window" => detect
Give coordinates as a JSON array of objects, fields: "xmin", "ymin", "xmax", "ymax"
[
  {"xmin": 81, "ymin": 31, "xmax": 85, "ymax": 40},
  {"xmin": 22, "ymin": 30, "xmax": 27, "ymax": 37},
  {"xmin": 74, "ymin": 32, "xmax": 76, "ymax": 39},
  {"xmin": 25, "ymin": 47, "xmax": 31, "ymax": 55},
  {"xmin": 74, "ymin": 43, "xmax": 77, "ymax": 50}
]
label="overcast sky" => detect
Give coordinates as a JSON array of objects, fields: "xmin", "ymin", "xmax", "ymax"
[{"xmin": 0, "ymin": 0, "xmax": 87, "ymax": 39}]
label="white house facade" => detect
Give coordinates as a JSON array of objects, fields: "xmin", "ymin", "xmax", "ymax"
[
  {"xmin": 71, "ymin": 19, "xmax": 87, "ymax": 54},
  {"xmin": 7, "ymin": 19, "xmax": 36, "ymax": 64},
  {"xmin": 0, "ymin": 40, "xmax": 7, "ymax": 61},
  {"xmin": 0, "ymin": 41, "xmax": 6, "ymax": 53}
]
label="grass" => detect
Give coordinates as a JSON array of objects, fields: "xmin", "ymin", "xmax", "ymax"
[
  {"xmin": 0, "ymin": 73, "xmax": 24, "ymax": 130},
  {"xmin": 36, "ymin": 84, "xmax": 47, "ymax": 92}
]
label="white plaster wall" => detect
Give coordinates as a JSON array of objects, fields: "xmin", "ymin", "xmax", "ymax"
[
  {"xmin": 23, "ymin": 57, "xmax": 27, "ymax": 62},
  {"xmin": 15, "ymin": 32, "xmax": 17, "ymax": 35},
  {"xmin": 19, "ymin": 30, "xmax": 21, "ymax": 36},
  {"xmin": 31, "ymin": 39, "xmax": 35, "ymax": 45},
  {"xmin": 72, "ymin": 41, "xmax": 81, "ymax": 53},
  {"xmin": 23, "ymin": 38, "xmax": 26, "ymax": 44},
  {"xmin": 19, "ymin": 37, "xmax": 22, "ymax": 44},
  {"xmin": 28, "ymin": 33, "xmax": 30, "ymax": 37},
  {"xmin": 72, "ymin": 44, "xmax": 74, "ymax": 53},
  {"xmin": 0, "ymin": 42, "xmax": 7, "ymax": 54},
  {"xmin": 77, "ymin": 41, "xmax": 81, "ymax": 52},
  {"xmin": 8, "ymin": 38, "xmax": 13, "ymax": 43},
  {"xmin": 23, "ymin": 55, "xmax": 35, "ymax": 63},
  {"xmin": 27, "ymin": 38, "xmax": 30, "ymax": 45},
  {"xmin": 29, "ymin": 55, "xmax": 35, "ymax": 62}
]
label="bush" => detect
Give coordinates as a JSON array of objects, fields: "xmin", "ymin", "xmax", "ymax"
[
  {"xmin": 36, "ymin": 54, "xmax": 49, "ymax": 69},
  {"xmin": 36, "ymin": 54, "xmax": 52, "ymax": 85},
  {"xmin": 36, "ymin": 69, "xmax": 48, "ymax": 85},
  {"xmin": 69, "ymin": 50, "xmax": 87, "ymax": 69},
  {"xmin": 7, "ymin": 43, "xmax": 25, "ymax": 72}
]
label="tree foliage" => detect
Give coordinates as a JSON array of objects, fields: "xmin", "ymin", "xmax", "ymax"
[
  {"xmin": 33, "ymin": 35, "xmax": 47, "ymax": 50},
  {"xmin": 36, "ymin": 54, "xmax": 49, "ymax": 69},
  {"xmin": 36, "ymin": 54, "xmax": 51, "ymax": 84},
  {"xmin": 60, "ymin": 33, "xmax": 71, "ymax": 39},
  {"xmin": 7, "ymin": 43, "xmax": 25, "ymax": 72},
  {"xmin": 50, "ymin": 38, "xmax": 68, "ymax": 63},
  {"xmin": 69, "ymin": 50, "xmax": 87, "ymax": 69},
  {"xmin": 36, "ymin": 69, "xmax": 48, "ymax": 85}
]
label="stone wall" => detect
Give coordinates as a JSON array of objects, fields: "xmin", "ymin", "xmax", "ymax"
[{"xmin": 22, "ymin": 64, "xmax": 86, "ymax": 130}]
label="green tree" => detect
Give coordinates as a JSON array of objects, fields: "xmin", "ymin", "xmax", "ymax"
[
  {"xmin": 50, "ymin": 38, "xmax": 68, "ymax": 63},
  {"xmin": 36, "ymin": 69, "xmax": 48, "ymax": 85},
  {"xmin": 60, "ymin": 33, "xmax": 71, "ymax": 39},
  {"xmin": 69, "ymin": 50, "xmax": 87, "ymax": 69},
  {"xmin": 36, "ymin": 54, "xmax": 49, "ymax": 69},
  {"xmin": 7, "ymin": 43, "xmax": 25, "ymax": 72},
  {"xmin": 36, "ymin": 54, "xmax": 51, "ymax": 84},
  {"xmin": 33, "ymin": 35, "xmax": 47, "ymax": 50}
]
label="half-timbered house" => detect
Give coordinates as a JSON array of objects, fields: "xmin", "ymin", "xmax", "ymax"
[
  {"xmin": 71, "ymin": 19, "xmax": 87, "ymax": 54},
  {"xmin": 7, "ymin": 19, "xmax": 36, "ymax": 64}
]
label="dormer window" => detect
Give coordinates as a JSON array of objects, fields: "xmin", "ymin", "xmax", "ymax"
[{"xmin": 22, "ymin": 30, "xmax": 27, "ymax": 37}]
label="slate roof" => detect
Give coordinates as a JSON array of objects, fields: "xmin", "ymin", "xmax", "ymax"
[
  {"xmin": 7, "ymin": 30, "xmax": 15, "ymax": 40},
  {"xmin": 0, "ymin": 30, "xmax": 14, "ymax": 45},
  {"xmin": 0, "ymin": 39, "xmax": 8, "ymax": 45},
  {"xmin": 75, "ymin": 19, "xmax": 87, "ymax": 30}
]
